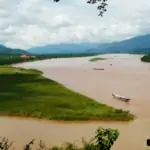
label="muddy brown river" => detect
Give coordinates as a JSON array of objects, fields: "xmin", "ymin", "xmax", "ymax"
[{"xmin": 10, "ymin": 54, "xmax": 150, "ymax": 150}]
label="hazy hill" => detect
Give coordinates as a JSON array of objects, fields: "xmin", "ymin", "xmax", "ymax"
[
  {"xmin": 28, "ymin": 34, "xmax": 150, "ymax": 54},
  {"xmin": 0, "ymin": 45, "xmax": 30, "ymax": 55}
]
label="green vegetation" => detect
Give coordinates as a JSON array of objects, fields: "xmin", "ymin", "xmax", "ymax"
[
  {"xmin": 49, "ymin": 127, "xmax": 119, "ymax": 150},
  {"xmin": 89, "ymin": 57, "xmax": 105, "ymax": 62},
  {"xmin": 141, "ymin": 54, "xmax": 150, "ymax": 62},
  {"xmin": 0, "ymin": 66, "xmax": 133, "ymax": 120},
  {"xmin": 0, "ymin": 56, "xmax": 34, "ymax": 65},
  {"xmin": 0, "ymin": 127, "xmax": 119, "ymax": 150},
  {"xmin": 0, "ymin": 53, "xmax": 98, "ymax": 65}
]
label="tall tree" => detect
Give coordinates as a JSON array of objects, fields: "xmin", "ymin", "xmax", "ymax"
[{"xmin": 53, "ymin": 0, "xmax": 108, "ymax": 17}]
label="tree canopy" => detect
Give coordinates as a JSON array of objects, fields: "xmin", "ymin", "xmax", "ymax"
[{"xmin": 53, "ymin": 0, "xmax": 108, "ymax": 17}]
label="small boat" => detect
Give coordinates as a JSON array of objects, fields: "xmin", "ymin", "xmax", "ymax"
[
  {"xmin": 112, "ymin": 93, "xmax": 130, "ymax": 102},
  {"xmin": 92, "ymin": 68, "xmax": 104, "ymax": 70}
]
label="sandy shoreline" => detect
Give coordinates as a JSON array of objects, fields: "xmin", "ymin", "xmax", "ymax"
[{"xmin": 5, "ymin": 53, "xmax": 150, "ymax": 150}]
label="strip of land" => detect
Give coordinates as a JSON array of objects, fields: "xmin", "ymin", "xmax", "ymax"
[
  {"xmin": 0, "ymin": 65, "xmax": 133, "ymax": 121},
  {"xmin": 141, "ymin": 54, "xmax": 150, "ymax": 62},
  {"xmin": 89, "ymin": 57, "xmax": 105, "ymax": 62}
]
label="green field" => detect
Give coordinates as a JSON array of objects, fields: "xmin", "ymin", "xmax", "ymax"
[
  {"xmin": 141, "ymin": 54, "xmax": 150, "ymax": 62},
  {"xmin": 0, "ymin": 66, "xmax": 133, "ymax": 121},
  {"xmin": 89, "ymin": 57, "xmax": 105, "ymax": 62}
]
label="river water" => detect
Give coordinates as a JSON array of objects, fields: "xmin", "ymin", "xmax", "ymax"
[{"xmin": 8, "ymin": 54, "xmax": 150, "ymax": 150}]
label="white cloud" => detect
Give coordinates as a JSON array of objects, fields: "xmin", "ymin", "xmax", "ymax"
[
  {"xmin": 51, "ymin": 14, "xmax": 73, "ymax": 28},
  {"xmin": 0, "ymin": 0, "xmax": 150, "ymax": 49}
]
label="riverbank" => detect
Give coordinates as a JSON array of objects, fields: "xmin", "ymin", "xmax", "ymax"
[
  {"xmin": 141, "ymin": 54, "xmax": 150, "ymax": 62},
  {"xmin": 0, "ymin": 53, "xmax": 98, "ymax": 65},
  {"xmin": 89, "ymin": 57, "xmax": 106, "ymax": 62},
  {"xmin": 0, "ymin": 65, "xmax": 133, "ymax": 121}
]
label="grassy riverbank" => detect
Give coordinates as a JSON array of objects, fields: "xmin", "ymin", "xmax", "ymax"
[
  {"xmin": 89, "ymin": 57, "xmax": 105, "ymax": 62},
  {"xmin": 0, "ymin": 66, "xmax": 133, "ymax": 121},
  {"xmin": 141, "ymin": 54, "xmax": 150, "ymax": 62},
  {"xmin": 0, "ymin": 53, "xmax": 98, "ymax": 65}
]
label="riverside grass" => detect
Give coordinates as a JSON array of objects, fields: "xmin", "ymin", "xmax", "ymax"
[
  {"xmin": 141, "ymin": 54, "xmax": 150, "ymax": 62},
  {"xmin": 0, "ymin": 66, "xmax": 133, "ymax": 121},
  {"xmin": 89, "ymin": 57, "xmax": 105, "ymax": 62}
]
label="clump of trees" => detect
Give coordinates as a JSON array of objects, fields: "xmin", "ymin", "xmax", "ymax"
[
  {"xmin": 53, "ymin": 0, "xmax": 108, "ymax": 17},
  {"xmin": 0, "ymin": 56, "xmax": 34, "ymax": 65},
  {"xmin": 141, "ymin": 54, "xmax": 150, "ymax": 63},
  {"xmin": 0, "ymin": 127, "xmax": 119, "ymax": 150}
]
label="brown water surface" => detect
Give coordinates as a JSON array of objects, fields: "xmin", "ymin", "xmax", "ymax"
[{"xmin": 10, "ymin": 54, "xmax": 150, "ymax": 150}]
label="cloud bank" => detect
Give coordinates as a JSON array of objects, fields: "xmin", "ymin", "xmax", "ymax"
[{"xmin": 0, "ymin": 0, "xmax": 150, "ymax": 49}]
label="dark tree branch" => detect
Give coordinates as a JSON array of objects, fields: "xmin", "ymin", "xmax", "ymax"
[{"xmin": 53, "ymin": 0, "xmax": 108, "ymax": 17}]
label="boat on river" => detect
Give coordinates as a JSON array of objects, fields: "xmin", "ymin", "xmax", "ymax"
[
  {"xmin": 112, "ymin": 93, "xmax": 130, "ymax": 102},
  {"xmin": 92, "ymin": 68, "xmax": 104, "ymax": 70}
]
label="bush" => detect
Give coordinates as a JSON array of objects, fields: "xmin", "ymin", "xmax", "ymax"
[
  {"xmin": 0, "ymin": 127, "xmax": 119, "ymax": 150},
  {"xmin": 141, "ymin": 55, "xmax": 150, "ymax": 62}
]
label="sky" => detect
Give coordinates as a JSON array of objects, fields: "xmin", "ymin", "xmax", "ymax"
[{"xmin": 1, "ymin": 0, "xmax": 150, "ymax": 49}]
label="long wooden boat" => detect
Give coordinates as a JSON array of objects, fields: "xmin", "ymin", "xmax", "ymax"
[{"xmin": 112, "ymin": 93, "xmax": 130, "ymax": 102}]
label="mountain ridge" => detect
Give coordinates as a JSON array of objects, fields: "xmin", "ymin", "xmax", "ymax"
[
  {"xmin": 28, "ymin": 34, "xmax": 150, "ymax": 54},
  {"xmin": 0, "ymin": 44, "xmax": 30, "ymax": 55},
  {"xmin": 1, "ymin": 33, "xmax": 150, "ymax": 55}
]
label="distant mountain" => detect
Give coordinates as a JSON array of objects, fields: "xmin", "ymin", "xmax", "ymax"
[
  {"xmin": 28, "ymin": 43, "xmax": 98, "ymax": 54},
  {"xmin": 89, "ymin": 34, "xmax": 150, "ymax": 54},
  {"xmin": 0, "ymin": 45, "xmax": 30, "ymax": 55},
  {"xmin": 28, "ymin": 34, "xmax": 150, "ymax": 54}
]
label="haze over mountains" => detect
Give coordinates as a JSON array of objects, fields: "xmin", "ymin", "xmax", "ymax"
[
  {"xmin": 28, "ymin": 34, "xmax": 150, "ymax": 54},
  {"xmin": 1, "ymin": 34, "xmax": 150, "ymax": 55},
  {"xmin": 28, "ymin": 43, "xmax": 98, "ymax": 54}
]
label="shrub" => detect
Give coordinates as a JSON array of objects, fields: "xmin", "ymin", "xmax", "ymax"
[{"xmin": 0, "ymin": 127, "xmax": 119, "ymax": 150}]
